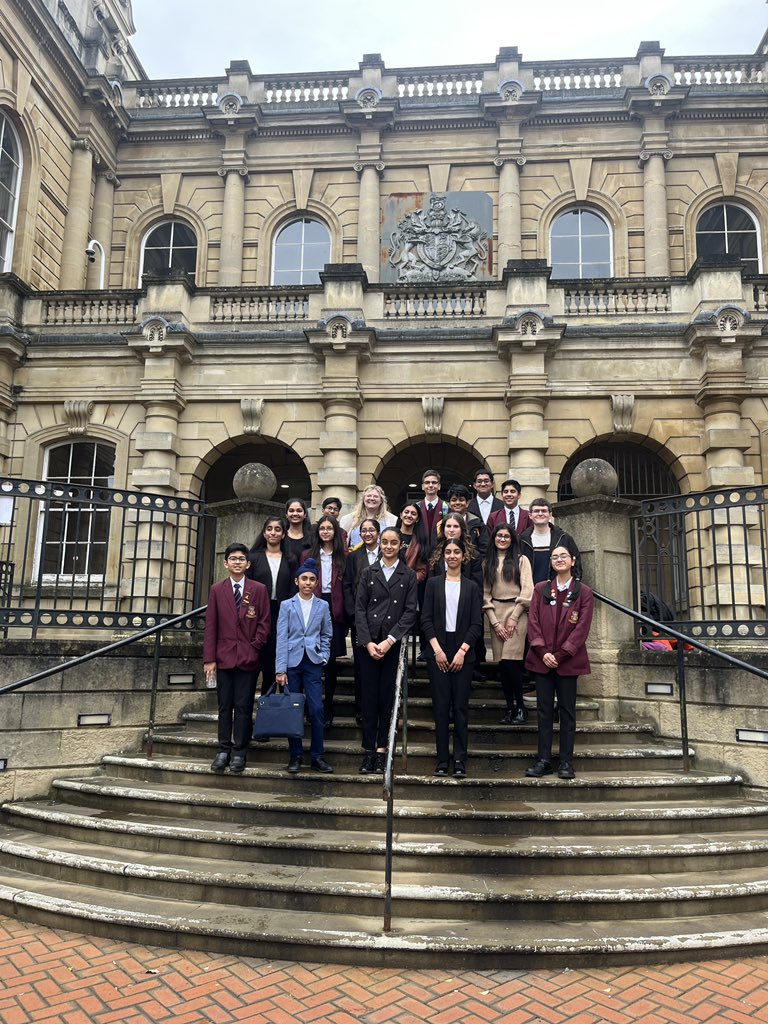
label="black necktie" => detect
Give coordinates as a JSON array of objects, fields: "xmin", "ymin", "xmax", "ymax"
[{"xmin": 234, "ymin": 583, "xmax": 242, "ymax": 611}]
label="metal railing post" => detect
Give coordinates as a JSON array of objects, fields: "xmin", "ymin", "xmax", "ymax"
[
  {"xmin": 382, "ymin": 638, "xmax": 409, "ymax": 933},
  {"xmin": 146, "ymin": 628, "xmax": 163, "ymax": 759},
  {"xmin": 675, "ymin": 639, "xmax": 691, "ymax": 772}
]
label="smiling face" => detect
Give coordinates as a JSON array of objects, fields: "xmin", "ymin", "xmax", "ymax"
[
  {"xmin": 448, "ymin": 494, "xmax": 468, "ymax": 515},
  {"xmin": 399, "ymin": 504, "xmax": 419, "ymax": 529},
  {"xmin": 318, "ymin": 519, "xmax": 335, "ymax": 545},
  {"xmin": 443, "ymin": 542, "xmax": 463, "ymax": 571},
  {"xmin": 224, "ymin": 551, "xmax": 250, "ymax": 581},
  {"xmin": 322, "ymin": 502, "xmax": 341, "ymax": 518},
  {"xmin": 473, "ymin": 473, "xmax": 493, "ymax": 499},
  {"xmin": 379, "ymin": 529, "xmax": 401, "ymax": 565},
  {"xmin": 359, "ymin": 520, "xmax": 380, "ymax": 550},
  {"xmin": 443, "ymin": 517, "xmax": 463, "ymax": 541},
  {"xmin": 296, "ymin": 570, "xmax": 317, "ymax": 597},
  {"xmin": 494, "ymin": 528, "xmax": 512, "ymax": 551},
  {"xmin": 286, "ymin": 502, "xmax": 306, "ymax": 525},
  {"xmin": 422, "ymin": 475, "xmax": 440, "ymax": 499},
  {"xmin": 501, "ymin": 485, "xmax": 520, "ymax": 509},
  {"xmin": 550, "ymin": 546, "xmax": 575, "ymax": 577},
  {"xmin": 263, "ymin": 518, "xmax": 284, "ymax": 549},
  {"xmin": 363, "ymin": 487, "xmax": 383, "ymax": 513},
  {"xmin": 530, "ymin": 503, "xmax": 552, "ymax": 527}
]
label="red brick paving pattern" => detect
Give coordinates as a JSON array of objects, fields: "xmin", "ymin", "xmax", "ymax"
[{"xmin": 0, "ymin": 915, "xmax": 766, "ymax": 1024}]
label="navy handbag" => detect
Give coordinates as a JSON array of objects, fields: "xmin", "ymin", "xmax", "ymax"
[{"xmin": 252, "ymin": 684, "xmax": 306, "ymax": 740}]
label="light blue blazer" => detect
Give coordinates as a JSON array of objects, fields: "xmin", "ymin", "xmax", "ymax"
[{"xmin": 275, "ymin": 595, "xmax": 333, "ymax": 672}]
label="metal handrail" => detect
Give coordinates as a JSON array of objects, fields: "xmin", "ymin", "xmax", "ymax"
[
  {"xmin": 593, "ymin": 589, "xmax": 768, "ymax": 771},
  {"xmin": 382, "ymin": 638, "xmax": 410, "ymax": 932}
]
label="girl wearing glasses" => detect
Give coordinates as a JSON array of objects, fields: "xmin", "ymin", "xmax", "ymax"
[{"xmin": 524, "ymin": 542, "xmax": 593, "ymax": 781}]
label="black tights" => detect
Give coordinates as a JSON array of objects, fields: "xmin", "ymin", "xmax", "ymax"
[{"xmin": 499, "ymin": 659, "xmax": 525, "ymax": 713}]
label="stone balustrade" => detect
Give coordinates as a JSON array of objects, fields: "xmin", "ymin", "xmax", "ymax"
[
  {"xmin": 561, "ymin": 281, "xmax": 672, "ymax": 316},
  {"xmin": 209, "ymin": 288, "xmax": 317, "ymax": 322},
  {"xmin": 747, "ymin": 277, "xmax": 768, "ymax": 313},
  {"xmin": 383, "ymin": 286, "xmax": 487, "ymax": 319},
  {"xmin": 40, "ymin": 292, "xmax": 141, "ymax": 326}
]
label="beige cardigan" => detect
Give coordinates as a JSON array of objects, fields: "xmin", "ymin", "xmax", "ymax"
[{"xmin": 483, "ymin": 555, "xmax": 534, "ymax": 661}]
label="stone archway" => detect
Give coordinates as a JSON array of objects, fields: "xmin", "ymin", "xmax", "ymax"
[
  {"xmin": 201, "ymin": 437, "xmax": 311, "ymax": 504},
  {"xmin": 558, "ymin": 440, "xmax": 681, "ymax": 502},
  {"xmin": 375, "ymin": 437, "xmax": 486, "ymax": 514}
]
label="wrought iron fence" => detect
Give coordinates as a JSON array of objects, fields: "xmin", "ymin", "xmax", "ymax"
[
  {"xmin": 0, "ymin": 478, "xmax": 214, "ymax": 635},
  {"xmin": 632, "ymin": 485, "xmax": 768, "ymax": 641}
]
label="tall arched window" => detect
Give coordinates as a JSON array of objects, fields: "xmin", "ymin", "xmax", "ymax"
[
  {"xmin": 695, "ymin": 202, "xmax": 760, "ymax": 273},
  {"xmin": 550, "ymin": 208, "xmax": 612, "ymax": 280},
  {"xmin": 0, "ymin": 111, "xmax": 22, "ymax": 274},
  {"xmin": 272, "ymin": 218, "xmax": 331, "ymax": 285},
  {"xmin": 39, "ymin": 441, "xmax": 116, "ymax": 579},
  {"xmin": 139, "ymin": 220, "xmax": 197, "ymax": 283}
]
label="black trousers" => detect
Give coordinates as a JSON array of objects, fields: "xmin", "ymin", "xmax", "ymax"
[
  {"xmin": 533, "ymin": 669, "xmax": 578, "ymax": 762},
  {"xmin": 499, "ymin": 659, "xmax": 525, "ymax": 713},
  {"xmin": 258, "ymin": 599, "xmax": 281, "ymax": 695},
  {"xmin": 427, "ymin": 632, "xmax": 472, "ymax": 763},
  {"xmin": 216, "ymin": 667, "xmax": 257, "ymax": 758},
  {"xmin": 360, "ymin": 642, "xmax": 401, "ymax": 751}
]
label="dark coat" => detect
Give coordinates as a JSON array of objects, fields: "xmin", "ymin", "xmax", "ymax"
[
  {"xmin": 487, "ymin": 506, "xmax": 532, "ymax": 537},
  {"xmin": 525, "ymin": 578, "xmax": 594, "ymax": 677},
  {"xmin": 420, "ymin": 575, "xmax": 483, "ymax": 662},
  {"xmin": 203, "ymin": 577, "xmax": 270, "ymax": 671},
  {"xmin": 402, "ymin": 534, "xmax": 428, "ymax": 583},
  {"xmin": 300, "ymin": 548, "xmax": 346, "ymax": 624},
  {"xmin": 428, "ymin": 551, "xmax": 483, "ymax": 594},
  {"xmin": 246, "ymin": 550, "xmax": 297, "ymax": 603},
  {"xmin": 355, "ymin": 559, "xmax": 418, "ymax": 646},
  {"xmin": 468, "ymin": 495, "xmax": 503, "ymax": 525},
  {"xmin": 343, "ymin": 545, "xmax": 379, "ymax": 621},
  {"xmin": 518, "ymin": 524, "xmax": 582, "ymax": 581}
]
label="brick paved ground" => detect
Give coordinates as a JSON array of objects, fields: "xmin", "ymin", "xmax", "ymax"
[{"xmin": 0, "ymin": 914, "xmax": 766, "ymax": 1024}]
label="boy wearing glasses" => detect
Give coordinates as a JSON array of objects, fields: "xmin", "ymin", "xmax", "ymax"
[{"xmin": 204, "ymin": 542, "xmax": 270, "ymax": 774}]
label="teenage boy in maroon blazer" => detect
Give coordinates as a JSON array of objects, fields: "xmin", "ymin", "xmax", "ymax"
[
  {"xmin": 487, "ymin": 479, "xmax": 531, "ymax": 537},
  {"xmin": 418, "ymin": 469, "xmax": 447, "ymax": 546},
  {"xmin": 204, "ymin": 542, "xmax": 270, "ymax": 775}
]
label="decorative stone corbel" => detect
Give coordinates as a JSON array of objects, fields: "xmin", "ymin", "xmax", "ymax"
[
  {"xmin": 423, "ymin": 396, "xmax": 445, "ymax": 436},
  {"xmin": 241, "ymin": 398, "xmax": 264, "ymax": 435},
  {"xmin": 611, "ymin": 394, "xmax": 635, "ymax": 434},
  {"xmin": 63, "ymin": 400, "xmax": 94, "ymax": 436}
]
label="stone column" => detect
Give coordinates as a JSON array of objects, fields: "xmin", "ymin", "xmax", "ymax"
[
  {"xmin": 640, "ymin": 149, "xmax": 671, "ymax": 277},
  {"xmin": 86, "ymin": 170, "xmax": 120, "ymax": 290},
  {"xmin": 218, "ymin": 165, "xmax": 248, "ymax": 286},
  {"xmin": 495, "ymin": 156, "xmax": 525, "ymax": 272},
  {"xmin": 506, "ymin": 395, "xmax": 550, "ymax": 491},
  {"xmin": 355, "ymin": 161, "xmax": 384, "ymax": 282},
  {"xmin": 60, "ymin": 140, "xmax": 95, "ymax": 290}
]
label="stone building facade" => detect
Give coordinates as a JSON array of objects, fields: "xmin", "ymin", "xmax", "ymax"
[{"xmin": 0, "ymin": 0, "xmax": 767, "ymax": 522}]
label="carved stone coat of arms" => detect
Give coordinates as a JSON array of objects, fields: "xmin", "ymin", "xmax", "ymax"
[{"xmin": 387, "ymin": 194, "xmax": 490, "ymax": 283}]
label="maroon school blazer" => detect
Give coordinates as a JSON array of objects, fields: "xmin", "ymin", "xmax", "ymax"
[{"xmin": 525, "ymin": 579, "xmax": 594, "ymax": 677}]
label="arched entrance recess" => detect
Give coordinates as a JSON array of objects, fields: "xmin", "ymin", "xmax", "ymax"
[
  {"xmin": 375, "ymin": 437, "xmax": 487, "ymax": 514},
  {"xmin": 558, "ymin": 440, "xmax": 681, "ymax": 502},
  {"xmin": 201, "ymin": 437, "xmax": 311, "ymax": 504}
]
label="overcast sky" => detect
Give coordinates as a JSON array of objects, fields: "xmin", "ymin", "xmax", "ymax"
[{"xmin": 130, "ymin": 0, "xmax": 767, "ymax": 79}]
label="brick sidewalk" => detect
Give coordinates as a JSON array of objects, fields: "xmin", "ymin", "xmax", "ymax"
[{"xmin": 0, "ymin": 915, "xmax": 766, "ymax": 1024}]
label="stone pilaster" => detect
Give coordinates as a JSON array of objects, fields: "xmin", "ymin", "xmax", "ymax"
[
  {"xmin": 218, "ymin": 164, "xmax": 248, "ymax": 286},
  {"xmin": 494, "ymin": 154, "xmax": 525, "ymax": 272},
  {"xmin": 87, "ymin": 169, "xmax": 120, "ymax": 289},
  {"xmin": 60, "ymin": 139, "xmax": 95, "ymax": 290},
  {"xmin": 354, "ymin": 159, "xmax": 384, "ymax": 282},
  {"xmin": 639, "ymin": 148, "xmax": 672, "ymax": 277}
]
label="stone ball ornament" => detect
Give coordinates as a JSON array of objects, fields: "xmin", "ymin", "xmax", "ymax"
[
  {"xmin": 570, "ymin": 458, "xmax": 619, "ymax": 498},
  {"xmin": 232, "ymin": 463, "xmax": 277, "ymax": 501}
]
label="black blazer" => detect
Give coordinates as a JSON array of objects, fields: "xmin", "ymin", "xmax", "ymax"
[
  {"xmin": 343, "ymin": 545, "xmax": 379, "ymax": 621},
  {"xmin": 355, "ymin": 559, "xmax": 418, "ymax": 646},
  {"xmin": 420, "ymin": 575, "xmax": 483, "ymax": 662},
  {"xmin": 428, "ymin": 552, "xmax": 483, "ymax": 594},
  {"xmin": 246, "ymin": 550, "xmax": 298, "ymax": 604},
  {"xmin": 468, "ymin": 496, "xmax": 503, "ymax": 525}
]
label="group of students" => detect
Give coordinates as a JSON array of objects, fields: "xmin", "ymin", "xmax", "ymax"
[{"xmin": 203, "ymin": 467, "xmax": 594, "ymax": 781}]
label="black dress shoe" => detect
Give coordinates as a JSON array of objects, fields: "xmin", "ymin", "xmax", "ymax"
[
  {"xmin": 210, "ymin": 752, "xmax": 230, "ymax": 773},
  {"xmin": 229, "ymin": 755, "xmax": 246, "ymax": 774},
  {"xmin": 453, "ymin": 761, "xmax": 466, "ymax": 778},
  {"xmin": 286, "ymin": 755, "xmax": 303, "ymax": 773},
  {"xmin": 374, "ymin": 752, "xmax": 386, "ymax": 774},
  {"xmin": 355, "ymin": 713, "xmax": 363, "ymax": 726},
  {"xmin": 359, "ymin": 753, "xmax": 376, "ymax": 774},
  {"xmin": 511, "ymin": 708, "xmax": 528, "ymax": 725},
  {"xmin": 526, "ymin": 759, "xmax": 554, "ymax": 778},
  {"xmin": 500, "ymin": 710, "xmax": 515, "ymax": 725},
  {"xmin": 558, "ymin": 761, "xmax": 575, "ymax": 779},
  {"xmin": 434, "ymin": 762, "xmax": 449, "ymax": 776},
  {"xmin": 472, "ymin": 669, "xmax": 486, "ymax": 683},
  {"xmin": 311, "ymin": 757, "xmax": 334, "ymax": 773},
  {"xmin": 323, "ymin": 713, "xmax": 334, "ymax": 729}
]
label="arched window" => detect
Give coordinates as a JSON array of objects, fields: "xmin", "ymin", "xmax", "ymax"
[
  {"xmin": 695, "ymin": 202, "xmax": 760, "ymax": 273},
  {"xmin": 0, "ymin": 111, "xmax": 22, "ymax": 274},
  {"xmin": 139, "ymin": 220, "xmax": 197, "ymax": 283},
  {"xmin": 39, "ymin": 441, "xmax": 116, "ymax": 579},
  {"xmin": 550, "ymin": 208, "xmax": 612, "ymax": 280},
  {"xmin": 272, "ymin": 218, "xmax": 331, "ymax": 285}
]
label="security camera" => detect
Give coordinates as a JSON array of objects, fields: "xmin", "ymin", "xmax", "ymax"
[{"xmin": 86, "ymin": 247, "xmax": 96, "ymax": 263}]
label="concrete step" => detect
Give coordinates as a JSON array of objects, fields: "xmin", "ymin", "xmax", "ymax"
[{"xmin": 0, "ymin": 863, "xmax": 766, "ymax": 967}]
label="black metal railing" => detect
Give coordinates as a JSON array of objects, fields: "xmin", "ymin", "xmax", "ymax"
[
  {"xmin": 382, "ymin": 638, "xmax": 410, "ymax": 932},
  {"xmin": 0, "ymin": 477, "xmax": 215, "ymax": 635},
  {"xmin": 632, "ymin": 484, "xmax": 768, "ymax": 641},
  {"xmin": 594, "ymin": 590, "xmax": 768, "ymax": 770}
]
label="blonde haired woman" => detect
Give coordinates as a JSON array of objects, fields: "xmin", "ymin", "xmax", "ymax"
[{"xmin": 340, "ymin": 485, "xmax": 397, "ymax": 547}]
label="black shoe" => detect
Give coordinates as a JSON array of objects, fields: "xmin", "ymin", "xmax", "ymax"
[
  {"xmin": 323, "ymin": 714, "xmax": 334, "ymax": 729},
  {"xmin": 374, "ymin": 752, "xmax": 386, "ymax": 774},
  {"xmin": 229, "ymin": 755, "xmax": 246, "ymax": 774},
  {"xmin": 360, "ymin": 753, "xmax": 376, "ymax": 774},
  {"xmin": 453, "ymin": 761, "xmax": 466, "ymax": 778},
  {"xmin": 286, "ymin": 756, "xmax": 303, "ymax": 773},
  {"xmin": 558, "ymin": 761, "xmax": 575, "ymax": 779},
  {"xmin": 255, "ymin": 736, "xmax": 270, "ymax": 743},
  {"xmin": 511, "ymin": 708, "xmax": 528, "ymax": 725},
  {"xmin": 355, "ymin": 713, "xmax": 363, "ymax": 726},
  {"xmin": 526, "ymin": 759, "xmax": 554, "ymax": 778},
  {"xmin": 434, "ymin": 762, "xmax": 449, "ymax": 776},
  {"xmin": 472, "ymin": 670, "xmax": 486, "ymax": 683},
  {"xmin": 210, "ymin": 752, "xmax": 230, "ymax": 773},
  {"xmin": 311, "ymin": 757, "xmax": 334, "ymax": 774},
  {"xmin": 500, "ymin": 710, "xmax": 515, "ymax": 725}
]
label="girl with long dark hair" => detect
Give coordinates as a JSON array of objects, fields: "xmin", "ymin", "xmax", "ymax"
[{"xmin": 247, "ymin": 516, "xmax": 297, "ymax": 694}]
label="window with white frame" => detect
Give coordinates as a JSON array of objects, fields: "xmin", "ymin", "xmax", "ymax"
[
  {"xmin": 0, "ymin": 111, "xmax": 22, "ymax": 274},
  {"xmin": 139, "ymin": 220, "xmax": 197, "ymax": 282},
  {"xmin": 550, "ymin": 207, "xmax": 612, "ymax": 279},
  {"xmin": 272, "ymin": 218, "xmax": 331, "ymax": 285},
  {"xmin": 38, "ymin": 441, "xmax": 116, "ymax": 580},
  {"xmin": 695, "ymin": 202, "xmax": 760, "ymax": 273}
]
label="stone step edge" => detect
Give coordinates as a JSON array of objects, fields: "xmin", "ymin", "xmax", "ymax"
[
  {"xmin": 4, "ymin": 830, "xmax": 768, "ymax": 905},
  {"xmin": 8, "ymin": 802, "xmax": 768, "ymax": 860},
  {"xmin": 1, "ymin": 872, "xmax": 768, "ymax": 957}
]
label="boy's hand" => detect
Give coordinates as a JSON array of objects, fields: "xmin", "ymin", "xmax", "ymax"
[
  {"xmin": 204, "ymin": 662, "xmax": 217, "ymax": 685},
  {"xmin": 276, "ymin": 673, "xmax": 288, "ymax": 687}
]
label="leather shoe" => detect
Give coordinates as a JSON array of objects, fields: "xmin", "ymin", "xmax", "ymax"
[
  {"xmin": 229, "ymin": 755, "xmax": 246, "ymax": 774},
  {"xmin": 526, "ymin": 759, "xmax": 554, "ymax": 778},
  {"xmin": 374, "ymin": 752, "xmax": 386, "ymax": 774},
  {"xmin": 500, "ymin": 710, "xmax": 515, "ymax": 725},
  {"xmin": 472, "ymin": 669, "xmax": 486, "ymax": 683},
  {"xmin": 511, "ymin": 708, "xmax": 528, "ymax": 725},
  {"xmin": 323, "ymin": 713, "xmax": 334, "ymax": 729},
  {"xmin": 359, "ymin": 753, "xmax": 376, "ymax": 774},
  {"xmin": 434, "ymin": 762, "xmax": 449, "ymax": 776},
  {"xmin": 453, "ymin": 761, "xmax": 466, "ymax": 778},
  {"xmin": 286, "ymin": 756, "xmax": 303, "ymax": 773},
  {"xmin": 210, "ymin": 752, "xmax": 230, "ymax": 773},
  {"xmin": 558, "ymin": 761, "xmax": 575, "ymax": 779},
  {"xmin": 311, "ymin": 757, "xmax": 334, "ymax": 773}
]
